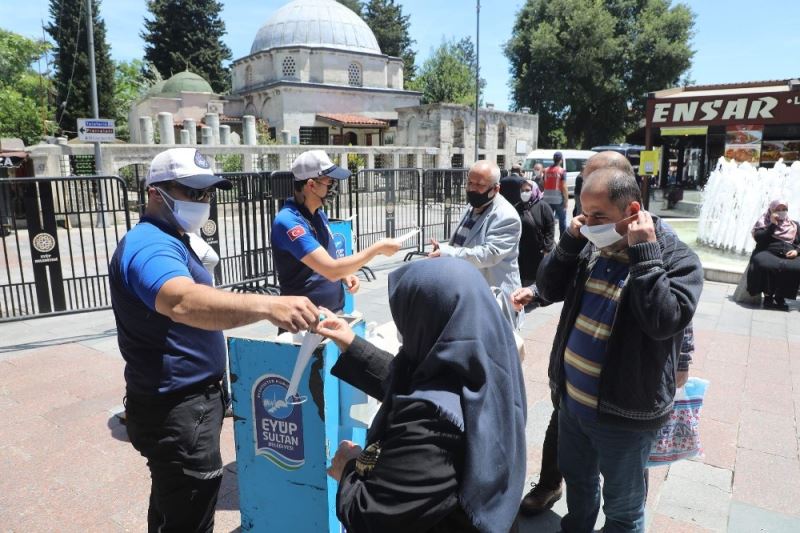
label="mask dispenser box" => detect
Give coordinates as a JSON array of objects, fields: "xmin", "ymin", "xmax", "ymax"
[{"xmin": 228, "ymin": 316, "xmax": 368, "ymax": 532}]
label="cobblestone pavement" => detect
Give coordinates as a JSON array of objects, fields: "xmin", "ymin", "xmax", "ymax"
[{"xmin": 1, "ymin": 258, "xmax": 799, "ymax": 532}]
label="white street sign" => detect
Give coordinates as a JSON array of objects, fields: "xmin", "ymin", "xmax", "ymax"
[{"xmin": 77, "ymin": 118, "xmax": 116, "ymax": 142}]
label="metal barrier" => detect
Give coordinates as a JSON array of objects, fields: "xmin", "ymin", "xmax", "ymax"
[
  {"xmin": 0, "ymin": 176, "xmax": 131, "ymax": 321},
  {"xmin": 350, "ymin": 169, "xmax": 422, "ymax": 253},
  {"xmin": 0, "ymin": 167, "xmax": 472, "ymax": 321}
]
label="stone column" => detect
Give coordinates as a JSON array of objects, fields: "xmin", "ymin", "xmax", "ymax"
[
  {"xmin": 157, "ymin": 112, "xmax": 175, "ymax": 145},
  {"xmin": 205, "ymin": 113, "xmax": 220, "ymax": 145},
  {"xmin": 184, "ymin": 118, "xmax": 197, "ymax": 144},
  {"xmin": 366, "ymin": 152, "xmax": 375, "ymax": 170},
  {"xmin": 180, "ymin": 130, "xmax": 191, "ymax": 144},
  {"xmin": 219, "ymin": 125, "xmax": 231, "ymax": 145},
  {"xmin": 139, "ymin": 116, "xmax": 154, "ymax": 144},
  {"xmin": 415, "ymin": 153, "xmax": 423, "ymax": 169},
  {"xmin": 281, "ymin": 129, "xmax": 290, "ymax": 144},
  {"xmin": 392, "ymin": 153, "xmax": 401, "ymax": 169},
  {"xmin": 243, "ymin": 115, "xmax": 257, "ymax": 146},
  {"xmin": 201, "ymin": 126, "xmax": 214, "ymax": 145}
]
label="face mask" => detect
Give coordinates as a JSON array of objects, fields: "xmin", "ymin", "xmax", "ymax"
[
  {"xmin": 775, "ymin": 210, "xmax": 789, "ymax": 221},
  {"xmin": 519, "ymin": 191, "xmax": 532, "ymax": 203},
  {"xmin": 467, "ymin": 186, "xmax": 496, "ymax": 209},
  {"xmin": 580, "ymin": 222, "xmax": 624, "ymax": 249},
  {"xmin": 158, "ymin": 188, "xmax": 211, "ymax": 233}
]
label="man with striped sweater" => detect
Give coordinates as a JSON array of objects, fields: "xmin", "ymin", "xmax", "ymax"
[{"xmin": 535, "ymin": 166, "xmax": 703, "ymax": 533}]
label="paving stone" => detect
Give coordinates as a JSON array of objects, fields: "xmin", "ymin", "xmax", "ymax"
[
  {"xmin": 738, "ymin": 409, "xmax": 798, "ymax": 458},
  {"xmin": 696, "ymin": 418, "xmax": 738, "ymax": 471},
  {"xmin": 727, "ymin": 500, "xmax": 800, "ymax": 533},
  {"xmin": 657, "ymin": 473, "xmax": 730, "ymax": 531},
  {"xmin": 649, "ymin": 513, "xmax": 714, "ymax": 533},
  {"xmin": 701, "ymin": 381, "xmax": 743, "ymax": 425},
  {"xmin": 749, "ymin": 337, "xmax": 790, "ymax": 361},
  {"xmin": 667, "ymin": 460, "xmax": 732, "ymax": 493},
  {"xmin": 733, "ymin": 448, "xmax": 800, "ymax": 516},
  {"xmin": 743, "ymin": 356, "xmax": 793, "ymax": 387}
]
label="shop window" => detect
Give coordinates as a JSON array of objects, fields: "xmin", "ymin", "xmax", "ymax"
[
  {"xmin": 348, "ymin": 63, "xmax": 362, "ymax": 87},
  {"xmin": 282, "ymin": 56, "xmax": 297, "ymax": 79}
]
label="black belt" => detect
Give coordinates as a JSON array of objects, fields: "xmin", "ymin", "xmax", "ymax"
[{"xmin": 126, "ymin": 379, "xmax": 222, "ymax": 405}]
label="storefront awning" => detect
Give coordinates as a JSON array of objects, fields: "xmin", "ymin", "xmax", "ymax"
[{"xmin": 660, "ymin": 126, "xmax": 709, "ymax": 136}]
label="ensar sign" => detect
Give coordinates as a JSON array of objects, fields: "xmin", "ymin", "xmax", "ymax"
[{"xmin": 647, "ymin": 91, "xmax": 800, "ymax": 127}]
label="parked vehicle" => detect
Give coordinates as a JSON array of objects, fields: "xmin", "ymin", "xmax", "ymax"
[
  {"xmin": 522, "ymin": 149, "xmax": 597, "ymax": 195},
  {"xmin": 590, "ymin": 144, "xmax": 646, "ymax": 175}
]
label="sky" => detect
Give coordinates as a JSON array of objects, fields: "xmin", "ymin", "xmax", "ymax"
[{"xmin": 2, "ymin": 0, "xmax": 799, "ymax": 111}]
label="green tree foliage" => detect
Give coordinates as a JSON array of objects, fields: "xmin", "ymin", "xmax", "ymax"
[
  {"xmin": 505, "ymin": 0, "xmax": 694, "ymax": 148},
  {"xmin": 363, "ymin": 0, "xmax": 416, "ymax": 80},
  {"xmin": 46, "ymin": 0, "xmax": 116, "ymax": 137},
  {"xmin": 0, "ymin": 29, "xmax": 54, "ymax": 144},
  {"xmin": 410, "ymin": 39, "xmax": 482, "ymax": 106},
  {"xmin": 141, "ymin": 0, "xmax": 232, "ymax": 94},
  {"xmin": 336, "ymin": 0, "xmax": 363, "ymax": 16},
  {"xmin": 113, "ymin": 59, "xmax": 154, "ymax": 141}
]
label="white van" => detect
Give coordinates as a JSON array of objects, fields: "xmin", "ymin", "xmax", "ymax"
[{"xmin": 522, "ymin": 149, "xmax": 597, "ymax": 196}]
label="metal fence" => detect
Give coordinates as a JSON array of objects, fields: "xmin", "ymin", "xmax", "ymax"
[{"xmin": 1, "ymin": 167, "xmax": 471, "ymax": 321}]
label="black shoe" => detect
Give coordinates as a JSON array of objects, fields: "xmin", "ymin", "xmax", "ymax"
[
  {"xmin": 763, "ymin": 294, "xmax": 775, "ymax": 308},
  {"xmin": 519, "ymin": 482, "xmax": 563, "ymax": 515}
]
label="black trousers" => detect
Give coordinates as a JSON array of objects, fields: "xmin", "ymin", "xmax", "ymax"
[
  {"xmin": 539, "ymin": 408, "xmax": 563, "ymax": 489},
  {"xmin": 125, "ymin": 383, "xmax": 225, "ymax": 533}
]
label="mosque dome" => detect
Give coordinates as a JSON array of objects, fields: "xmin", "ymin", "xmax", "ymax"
[
  {"xmin": 250, "ymin": 0, "xmax": 381, "ymax": 55},
  {"xmin": 159, "ymin": 71, "xmax": 214, "ymax": 95}
]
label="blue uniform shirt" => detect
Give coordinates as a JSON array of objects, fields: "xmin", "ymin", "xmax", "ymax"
[
  {"xmin": 109, "ymin": 216, "xmax": 226, "ymax": 395},
  {"xmin": 271, "ymin": 198, "xmax": 345, "ymax": 312}
]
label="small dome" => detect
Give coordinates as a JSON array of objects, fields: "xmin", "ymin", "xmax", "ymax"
[
  {"xmin": 146, "ymin": 79, "xmax": 166, "ymax": 96},
  {"xmin": 160, "ymin": 71, "xmax": 214, "ymax": 95},
  {"xmin": 251, "ymin": 0, "xmax": 381, "ymax": 55}
]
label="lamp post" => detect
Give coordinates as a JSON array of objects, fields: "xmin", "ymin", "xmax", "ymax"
[
  {"xmin": 86, "ymin": 0, "xmax": 107, "ymax": 227},
  {"xmin": 474, "ymin": 0, "xmax": 480, "ymax": 161}
]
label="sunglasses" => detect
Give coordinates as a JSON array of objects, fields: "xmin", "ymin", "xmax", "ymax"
[{"xmin": 164, "ymin": 182, "xmax": 216, "ymax": 202}]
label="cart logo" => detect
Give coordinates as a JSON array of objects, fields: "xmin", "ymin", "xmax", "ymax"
[
  {"xmin": 32, "ymin": 233, "xmax": 56, "ymax": 253},
  {"xmin": 201, "ymin": 220, "xmax": 217, "ymax": 237},
  {"xmin": 333, "ymin": 232, "xmax": 347, "ymax": 258},
  {"xmin": 253, "ymin": 374, "xmax": 305, "ymax": 470}
]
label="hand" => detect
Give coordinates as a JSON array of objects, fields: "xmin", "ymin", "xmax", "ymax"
[
  {"xmin": 316, "ymin": 308, "xmax": 356, "ymax": 352},
  {"xmin": 428, "ymin": 238, "xmax": 441, "ymax": 258},
  {"xmin": 770, "ymin": 212, "xmax": 780, "ymax": 225},
  {"xmin": 676, "ymin": 370, "xmax": 689, "ymax": 388},
  {"xmin": 265, "ymin": 296, "xmax": 319, "ymax": 333},
  {"xmin": 378, "ymin": 238, "xmax": 402, "ymax": 256},
  {"xmin": 568, "ymin": 214, "xmax": 587, "ymax": 239},
  {"xmin": 327, "ymin": 440, "xmax": 363, "ymax": 482},
  {"xmin": 511, "ymin": 287, "xmax": 535, "ymax": 311},
  {"xmin": 786, "ymin": 249, "xmax": 798, "ymax": 259},
  {"xmin": 344, "ymin": 274, "xmax": 360, "ymax": 294},
  {"xmin": 627, "ymin": 211, "xmax": 657, "ymax": 246}
]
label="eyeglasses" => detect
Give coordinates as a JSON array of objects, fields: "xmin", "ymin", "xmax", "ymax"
[{"xmin": 165, "ymin": 182, "xmax": 216, "ymax": 202}]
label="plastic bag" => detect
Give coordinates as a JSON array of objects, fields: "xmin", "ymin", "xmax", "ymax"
[{"xmin": 647, "ymin": 377, "xmax": 709, "ymax": 467}]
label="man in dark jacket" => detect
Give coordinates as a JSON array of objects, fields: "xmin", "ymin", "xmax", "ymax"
[{"xmin": 535, "ymin": 166, "xmax": 703, "ymax": 532}]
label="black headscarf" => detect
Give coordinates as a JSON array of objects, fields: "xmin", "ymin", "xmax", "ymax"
[
  {"xmin": 369, "ymin": 258, "xmax": 527, "ymax": 533},
  {"xmin": 499, "ymin": 174, "xmax": 525, "ymax": 208}
]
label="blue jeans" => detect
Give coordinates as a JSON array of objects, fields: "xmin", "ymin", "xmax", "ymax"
[
  {"xmin": 558, "ymin": 402, "xmax": 657, "ymax": 533},
  {"xmin": 550, "ymin": 203, "xmax": 567, "ymax": 236}
]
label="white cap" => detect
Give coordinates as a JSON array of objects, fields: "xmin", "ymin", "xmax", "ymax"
[
  {"xmin": 291, "ymin": 150, "xmax": 351, "ymax": 181},
  {"xmin": 146, "ymin": 148, "xmax": 232, "ymax": 189}
]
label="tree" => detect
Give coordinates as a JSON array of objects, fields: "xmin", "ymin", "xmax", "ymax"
[
  {"xmin": 409, "ymin": 39, "xmax": 477, "ymax": 106},
  {"xmin": 336, "ymin": 0, "xmax": 363, "ymax": 16},
  {"xmin": 363, "ymin": 0, "xmax": 416, "ymax": 80},
  {"xmin": 0, "ymin": 29, "xmax": 53, "ymax": 145},
  {"xmin": 141, "ymin": 0, "xmax": 232, "ymax": 94},
  {"xmin": 46, "ymin": 0, "xmax": 116, "ymax": 137},
  {"xmin": 453, "ymin": 37, "xmax": 486, "ymax": 104},
  {"xmin": 113, "ymin": 59, "xmax": 154, "ymax": 141},
  {"xmin": 505, "ymin": 0, "xmax": 694, "ymax": 148}
]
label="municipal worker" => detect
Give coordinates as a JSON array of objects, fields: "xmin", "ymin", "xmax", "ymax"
[
  {"xmin": 271, "ymin": 150, "xmax": 401, "ymax": 313},
  {"xmin": 110, "ymin": 147, "xmax": 319, "ymax": 532}
]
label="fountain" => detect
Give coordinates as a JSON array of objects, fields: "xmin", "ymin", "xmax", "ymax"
[{"xmin": 697, "ymin": 157, "xmax": 800, "ymax": 255}]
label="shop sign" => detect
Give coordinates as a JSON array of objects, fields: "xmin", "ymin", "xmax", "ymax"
[
  {"xmin": 724, "ymin": 125, "xmax": 763, "ymax": 164},
  {"xmin": 647, "ymin": 91, "xmax": 800, "ymax": 127}
]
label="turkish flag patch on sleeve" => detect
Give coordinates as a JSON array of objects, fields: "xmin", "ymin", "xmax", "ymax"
[{"xmin": 287, "ymin": 225, "xmax": 306, "ymax": 241}]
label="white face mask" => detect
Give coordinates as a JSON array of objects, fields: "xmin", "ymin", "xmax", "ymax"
[
  {"xmin": 775, "ymin": 210, "xmax": 789, "ymax": 221},
  {"xmin": 580, "ymin": 222, "xmax": 624, "ymax": 249},
  {"xmin": 519, "ymin": 191, "xmax": 532, "ymax": 203},
  {"xmin": 158, "ymin": 188, "xmax": 211, "ymax": 233}
]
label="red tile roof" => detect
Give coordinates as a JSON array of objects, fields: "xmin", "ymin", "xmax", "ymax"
[{"xmin": 316, "ymin": 113, "xmax": 389, "ymax": 127}]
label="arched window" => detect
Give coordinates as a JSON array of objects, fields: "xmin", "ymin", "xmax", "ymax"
[
  {"xmin": 245, "ymin": 65, "xmax": 253, "ymax": 88},
  {"xmin": 478, "ymin": 119, "xmax": 487, "ymax": 150},
  {"xmin": 345, "ymin": 131, "xmax": 358, "ymax": 145},
  {"xmin": 282, "ymin": 56, "xmax": 297, "ymax": 79},
  {"xmin": 348, "ymin": 62, "xmax": 362, "ymax": 87},
  {"xmin": 497, "ymin": 121, "xmax": 506, "ymax": 150},
  {"xmin": 452, "ymin": 118, "xmax": 464, "ymax": 148}
]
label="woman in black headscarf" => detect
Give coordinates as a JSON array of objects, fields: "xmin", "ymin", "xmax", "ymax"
[
  {"xmin": 499, "ymin": 174, "xmax": 555, "ymax": 286},
  {"xmin": 317, "ymin": 258, "xmax": 527, "ymax": 533},
  {"xmin": 747, "ymin": 199, "xmax": 800, "ymax": 310}
]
